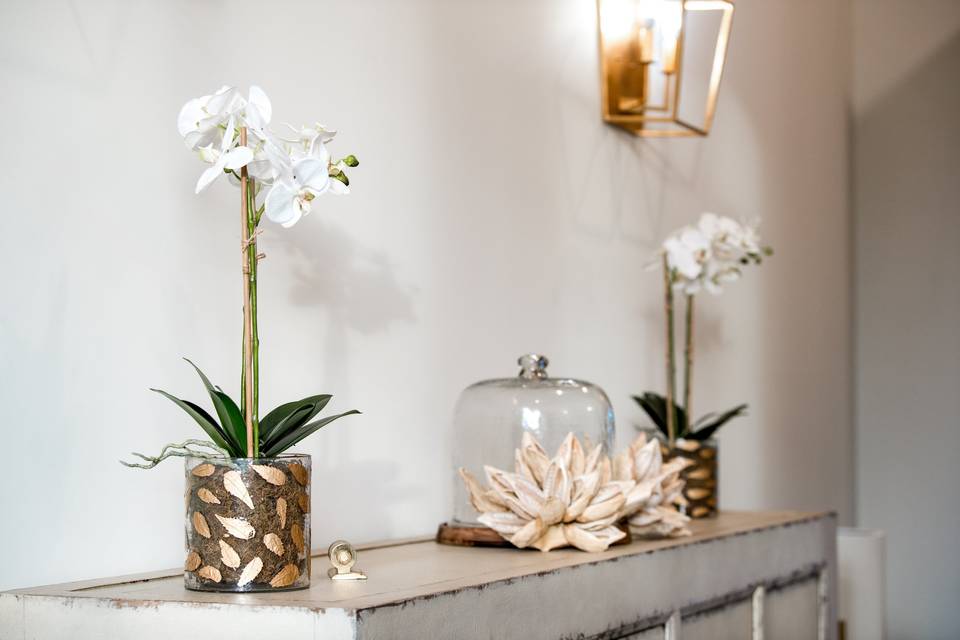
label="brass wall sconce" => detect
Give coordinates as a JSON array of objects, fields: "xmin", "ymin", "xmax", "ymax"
[{"xmin": 597, "ymin": 0, "xmax": 734, "ymax": 137}]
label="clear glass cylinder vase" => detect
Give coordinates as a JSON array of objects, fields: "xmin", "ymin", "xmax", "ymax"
[{"xmin": 183, "ymin": 454, "xmax": 311, "ymax": 592}]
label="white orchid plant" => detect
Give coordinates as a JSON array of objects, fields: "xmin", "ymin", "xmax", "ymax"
[
  {"xmin": 637, "ymin": 213, "xmax": 772, "ymax": 445},
  {"xmin": 180, "ymin": 85, "xmax": 357, "ymax": 225},
  {"xmin": 123, "ymin": 85, "xmax": 359, "ymax": 468}
]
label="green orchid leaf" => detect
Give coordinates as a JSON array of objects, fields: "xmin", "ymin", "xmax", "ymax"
[
  {"xmin": 260, "ymin": 395, "xmax": 332, "ymax": 447},
  {"xmin": 693, "ymin": 411, "xmax": 718, "ymax": 429},
  {"xmin": 262, "ymin": 410, "xmax": 361, "ymax": 457},
  {"xmin": 150, "ymin": 388, "xmax": 239, "ymax": 455},
  {"xmin": 633, "ymin": 392, "xmax": 689, "ymax": 438},
  {"xmin": 674, "ymin": 402, "xmax": 688, "ymax": 437},
  {"xmin": 183, "ymin": 359, "xmax": 243, "ymax": 445},
  {"xmin": 689, "ymin": 404, "xmax": 748, "ymax": 441},
  {"xmin": 632, "ymin": 394, "xmax": 667, "ymax": 437},
  {"xmin": 262, "ymin": 405, "xmax": 313, "ymax": 447},
  {"xmin": 214, "ymin": 390, "xmax": 246, "ymax": 455}
]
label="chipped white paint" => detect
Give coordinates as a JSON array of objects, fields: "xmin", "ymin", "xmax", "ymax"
[
  {"xmin": 0, "ymin": 596, "xmax": 356, "ymax": 640},
  {"xmin": 818, "ymin": 569, "xmax": 830, "ymax": 640},
  {"xmin": 665, "ymin": 610, "xmax": 682, "ymax": 640},
  {"xmin": 680, "ymin": 599, "xmax": 753, "ymax": 640},
  {"xmin": 0, "ymin": 512, "xmax": 836, "ymax": 640},
  {"xmin": 752, "ymin": 585, "xmax": 766, "ymax": 640},
  {"xmin": 766, "ymin": 577, "xmax": 822, "ymax": 638}
]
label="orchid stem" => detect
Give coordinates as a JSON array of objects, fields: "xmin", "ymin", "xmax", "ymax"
[
  {"xmin": 246, "ymin": 174, "xmax": 260, "ymax": 457},
  {"xmin": 683, "ymin": 294, "xmax": 693, "ymax": 435},
  {"xmin": 663, "ymin": 254, "xmax": 677, "ymax": 446},
  {"xmin": 239, "ymin": 128, "xmax": 256, "ymax": 458}
]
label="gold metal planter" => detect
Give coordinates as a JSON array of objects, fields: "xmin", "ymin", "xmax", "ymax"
[{"xmin": 645, "ymin": 434, "xmax": 718, "ymax": 518}]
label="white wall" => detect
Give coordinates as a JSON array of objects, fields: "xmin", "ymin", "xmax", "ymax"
[
  {"xmin": 853, "ymin": 1, "xmax": 960, "ymax": 637},
  {"xmin": 0, "ymin": 0, "xmax": 852, "ymax": 591}
]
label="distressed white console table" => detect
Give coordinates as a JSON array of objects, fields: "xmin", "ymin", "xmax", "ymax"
[{"xmin": 0, "ymin": 511, "xmax": 836, "ymax": 640}]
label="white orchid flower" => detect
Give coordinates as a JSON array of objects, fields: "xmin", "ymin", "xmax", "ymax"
[
  {"xmin": 660, "ymin": 213, "xmax": 768, "ymax": 296},
  {"xmin": 245, "ymin": 131, "xmax": 287, "ymax": 183},
  {"xmin": 246, "ymin": 146, "xmax": 279, "ymax": 182},
  {"xmin": 738, "ymin": 223, "xmax": 762, "ymax": 255},
  {"xmin": 281, "ymin": 123, "xmax": 350, "ymax": 195},
  {"xmin": 264, "ymin": 148, "xmax": 332, "ymax": 228},
  {"xmin": 700, "ymin": 259, "xmax": 741, "ymax": 295},
  {"xmin": 281, "ymin": 122, "xmax": 337, "ymax": 150},
  {"xmin": 178, "ymin": 85, "xmax": 272, "ymax": 149},
  {"xmin": 663, "ymin": 226, "xmax": 710, "ymax": 281},
  {"xmin": 178, "ymin": 86, "xmax": 245, "ymax": 150},
  {"xmin": 695, "ymin": 212, "xmax": 724, "ymax": 237},
  {"xmin": 699, "ymin": 212, "xmax": 761, "ymax": 258},
  {"xmin": 243, "ymin": 86, "xmax": 273, "ymax": 142},
  {"xmin": 194, "ymin": 116, "xmax": 253, "ymax": 194},
  {"xmin": 180, "ymin": 84, "xmax": 354, "ymax": 217}
]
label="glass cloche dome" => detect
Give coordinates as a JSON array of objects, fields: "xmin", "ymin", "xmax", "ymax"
[{"xmin": 451, "ymin": 354, "xmax": 616, "ymax": 526}]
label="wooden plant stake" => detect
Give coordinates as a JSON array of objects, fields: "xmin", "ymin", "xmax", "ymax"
[
  {"xmin": 240, "ymin": 127, "xmax": 254, "ymax": 457},
  {"xmin": 662, "ymin": 254, "xmax": 676, "ymax": 445}
]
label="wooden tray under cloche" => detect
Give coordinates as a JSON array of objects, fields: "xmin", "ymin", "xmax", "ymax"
[{"xmin": 435, "ymin": 522, "xmax": 632, "ymax": 548}]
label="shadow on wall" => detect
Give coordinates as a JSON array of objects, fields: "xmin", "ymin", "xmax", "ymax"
[
  {"xmin": 556, "ymin": 87, "xmax": 709, "ymax": 251},
  {"xmin": 855, "ymin": 31, "xmax": 960, "ymax": 639},
  {"xmin": 268, "ymin": 221, "xmax": 419, "ymax": 540},
  {"xmin": 707, "ymin": 0, "xmax": 857, "ymax": 522},
  {"xmin": 310, "ymin": 456, "xmax": 411, "ymax": 542},
  {"xmin": 279, "ymin": 220, "xmax": 417, "ymax": 329},
  {"xmin": 271, "ymin": 220, "xmax": 417, "ymax": 375},
  {"xmin": 549, "ymin": 5, "xmax": 721, "ymax": 405}
]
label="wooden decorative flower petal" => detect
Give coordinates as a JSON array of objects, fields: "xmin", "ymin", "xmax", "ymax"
[
  {"xmin": 215, "ymin": 514, "xmax": 255, "ymax": 540},
  {"xmin": 223, "ymin": 470, "xmax": 254, "ymax": 509},
  {"xmin": 251, "ymin": 465, "xmax": 286, "ymax": 486},
  {"xmin": 464, "ymin": 432, "xmax": 629, "ymax": 552},
  {"xmin": 219, "ymin": 540, "xmax": 241, "ymax": 569},
  {"xmin": 277, "ymin": 498, "xmax": 287, "ymax": 529},
  {"xmin": 614, "ymin": 434, "xmax": 694, "ymax": 538},
  {"xmin": 290, "ymin": 524, "xmax": 304, "ymax": 554},
  {"xmin": 197, "ymin": 566, "xmax": 222, "ymax": 582},
  {"xmin": 237, "ymin": 557, "xmax": 263, "ymax": 587},
  {"xmin": 561, "ymin": 523, "xmax": 625, "ymax": 553},
  {"xmin": 191, "ymin": 463, "xmax": 215, "ymax": 477},
  {"xmin": 197, "ymin": 488, "xmax": 221, "ymax": 505},
  {"xmin": 184, "ymin": 550, "xmax": 202, "ymax": 572},
  {"xmin": 459, "ymin": 468, "xmax": 505, "ymax": 513},
  {"xmin": 263, "ymin": 533, "xmax": 285, "ymax": 557},
  {"xmin": 288, "ymin": 463, "xmax": 308, "ymax": 486},
  {"xmin": 269, "ymin": 564, "xmax": 300, "ymax": 588},
  {"xmin": 297, "ymin": 493, "xmax": 310, "ymax": 513},
  {"xmin": 192, "ymin": 511, "xmax": 211, "ymax": 539}
]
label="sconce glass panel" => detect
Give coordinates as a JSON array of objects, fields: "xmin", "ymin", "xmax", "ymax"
[{"xmin": 597, "ymin": 0, "xmax": 734, "ymax": 137}]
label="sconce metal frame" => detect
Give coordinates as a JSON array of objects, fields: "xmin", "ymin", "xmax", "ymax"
[{"xmin": 597, "ymin": 0, "xmax": 735, "ymax": 137}]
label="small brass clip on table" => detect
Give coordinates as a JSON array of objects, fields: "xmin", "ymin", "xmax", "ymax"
[{"xmin": 327, "ymin": 540, "xmax": 367, "ymax": 581}]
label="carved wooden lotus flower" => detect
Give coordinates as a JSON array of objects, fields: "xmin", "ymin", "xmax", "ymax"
[
  {"xmin": 613, "ymin": 434, "xmax": 693, "ymax": 538},
  {"xmin": 459, "ymin": 432, "xmax": 630, "ymax": 552}
]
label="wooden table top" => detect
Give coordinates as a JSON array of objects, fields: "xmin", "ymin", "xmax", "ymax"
[{"xmin": 6, "ymin": 511, "xmax": 830, "ymax": 612}]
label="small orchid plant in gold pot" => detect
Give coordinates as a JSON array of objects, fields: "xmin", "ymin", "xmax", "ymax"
[
  {"xmin": 122, "ymin": 85, "xmax": 360, "ymax": 592},
  {"xmin": 636, "ymin": 213, "xmax": 772, "ymax": 518}
]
